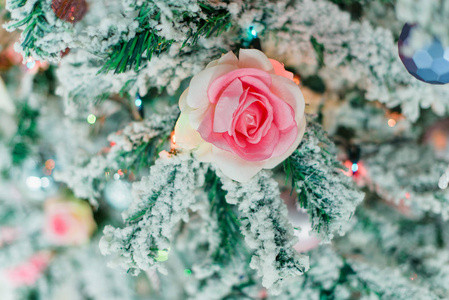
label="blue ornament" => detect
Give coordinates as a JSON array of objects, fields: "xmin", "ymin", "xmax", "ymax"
[{"xmin": 398, "ymin": 23, "xmax": 449, "ymax": 85}]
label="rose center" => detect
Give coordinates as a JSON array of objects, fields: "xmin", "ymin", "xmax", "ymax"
[{"xmin": 244, "ymin": 113, "xmax": 256, "ymax": 126}]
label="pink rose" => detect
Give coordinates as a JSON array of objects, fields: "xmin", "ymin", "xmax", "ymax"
[
  {"xmin": 174, "ymin": 49, "xmax": 306, "ymax": 182},
  {"xmin": 6, "ymin": 252, "xmax": 52, "ymax": 287},
  {"xmin": 43, "ymin": 198, "xmax": 96, "ymax": 246}
]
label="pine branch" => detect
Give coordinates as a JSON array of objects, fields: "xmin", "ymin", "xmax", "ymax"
[
  {"xmin": 203, "ymin": 169, "xmax": 247, "ymax": 265},
  {"xmin": 284, "ymin": 119, "xmax": 364, "ymax": 242},
  {"xmin": 363, "ymin": 142, "xmax": 449, "ymax": 220},
  {"xmin": 54, "ymin": 106, "xmax": 179, "ymax": 204},
  {"xmin": 99, "ymin": 154, "xmax": 207, "ymax": 274},
  {"xmin": 219, "ymin": 171, "xmax": 309, "ymax": 294},
  {"xmin": 6, "ymin": 0, "xmax": 68, "ymax": 60},
  {"xmin": 99, "ymin": 3, "xmax": 231, "ymax": 74},
  {"xmin": 9, "ymin": 102, "xmax": 40, "ymax": 166}
]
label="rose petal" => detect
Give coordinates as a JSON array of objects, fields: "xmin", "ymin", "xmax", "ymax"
[
  {"xmin": 263, "ymin": 116, "xmax": 306, "ymax": 169},
  {"xmin": 224, "ymin": 123, "xmax": 280, "ymax": 161},
  {"xmin": 187, "ymin": 64, "xmax": 237, "ymax": 109},
  {"xmin": 189, "ymin": 105, "xmax": 210, "ymax": 130},
  {"xmin": 213, "ymin": 79, "xmax": 243, "ymax": 132},
  {"xmin": 240, "ymin": 75, "xmax": 295, "ymax": 131},
  {"xmin": 208, "ymin": 68, "xmax": 271, "ymax": 104},
  {"xmin": 212, "ymin": 146, "xmax": 265, "ymax": 182},
  {"xmin": 195, "ymin": 142, "xmax": 214, "ymax": 162},
  {"xmin": 269, "ymin": 58, "xmax": 294, "ymax": 80},
  {"xmin": 238, "ymin": 49, "xmax": 274, "ymax": 72},
  {"xmin": 179, "ymin": 88, "xmax": 189, "ymax": 112},
  {"xmin": 197, "ymin": 106, "xmax": 233, "ymax": 152},
  {"xmin": 269, "ymin": 74, "xmax": 305, "ymax": 124},
  {"xmin": 174, "ymin": 113, "xmax": 205, "ymax": 150},
  {"xmin": 271, "ymin": 124, "xmax": 298, "ymax": 157},
  {"xmin": 231, "ymin": 92, "xmax": 273, "ymax": 142},
  {"xmin": 235, "ymin": 100, "xmax": 266, "ymax": 142},
  {"xmin": 217, "ymin": 51, "xmax": 239, "ymax": 66}
]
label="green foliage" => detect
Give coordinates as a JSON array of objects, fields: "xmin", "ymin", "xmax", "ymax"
[
  {"xmin": 100, "ymin": 2, "xmax": 232, "ymax": 74},
  {"xmin": 310, "ymin": 36, "xmax": 325, "ymax": 68},
  {"xmin": 284, "ymin": 119, "xmax": 364, "ymax": 242},
  {"xmin": 204, "ymin": 169, "xmax": 246, "ymax": 265},
  {"xmin": 7, "ymin": 0, "xmax": 59, "ymax": 59},
  {"xmin": 9, "ymin": 103, "xmax": 39, "ymax": 165}
]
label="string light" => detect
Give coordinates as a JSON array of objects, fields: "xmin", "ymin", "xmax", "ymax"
[
  {"xmin": 135, "ymin": 98, "xmax": 142, "ymax": 107},
  {"xmin": 40, "ymin": 177, "xmax": 50, "ymax": 188},
  {"xmin": 87, "ymin": 114, "xmax": 96, "ymax": 124},
  {"xmin": 26, "ymin": 57, "xmax": 36, "ymax": 69},
  {"xmin": 184, "ymin": 269, "xmax": 192, "ymax": 276},
  {"xmin": 248, "ymin": 26, "xmax": 258, "ymax": 38},
  {"xmin": 388, "ymin": 119, "xmax": 396, "ymax": 127},
  {"xmin": 26, "ymin": 176, "xmax": 41, "ymax": 189},
  {"xmin": 155, "ymin": 249, "xmax": 169, "ymax": 262},
  {"xmin": 351, "ymin": 163, "xmax": 359, "ymax": 173}
]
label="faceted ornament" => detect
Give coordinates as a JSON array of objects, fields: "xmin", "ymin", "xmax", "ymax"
[
  {"xmin": 51, "ymin": 0, "xmax": 88, "ymax": 24},
  {"xmin": 398, "ymin": 23, "xmax": 449, "ymax": 85}
]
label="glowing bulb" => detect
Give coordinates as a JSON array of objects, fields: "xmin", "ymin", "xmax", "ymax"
[
  {"xmin": 45, "ymin": 159, "xmax": 55, "ymax": 170},
  {"xmin": 40, "ymin": 177, "xmax": 50, "ymax": 188},
  {"xmin": 249, "ymin": 26, "xmax": 258, "ymax": 38},
  {"xmin": 26, "ymin": 57, "xmax": 36, "ymax": 69},
  {"xmin": 135, "ymin": 98, "xmax": 142, "ymax": 107},
  {"xmin": 388, "ymin": 119, "xmax": 396, "ymax": 127},
  {"xmin": 26, "ymin": 176, "xmax": 41, "ymax": 189},
  {"xmin": 184, "ymin": 269, "xmax": 192, "ymax": 276},
  {"xmin": 155, "ymin": 250, "xmax": 169, "ymax": 262},
  {"xmin": 87, "ymin": 114, "xmax": 96, "ymax": 124},
  {"xmin": 351, "ymin": 163, "xmax": 358, "ymax": 173}
]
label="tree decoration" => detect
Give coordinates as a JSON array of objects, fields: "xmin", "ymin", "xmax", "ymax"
[
  {"xmin": 51, "ymin": 0, "xmax": 88, "ymax": 24},
  {"xmin": 174, "ymin": 49, "xmax": 306, "ymax": 182},
  {"xmin": 398, "ymin": 23, "xmax": 449, "ymax": 85},
  {"xmin": 43, "ymin": 197, "xmax": 96, "ymax": 246}
]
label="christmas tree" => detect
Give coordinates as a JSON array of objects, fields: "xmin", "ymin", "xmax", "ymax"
[{"xmin": 1, "ymin": 0, "xmax": 449, "ymax": 299}]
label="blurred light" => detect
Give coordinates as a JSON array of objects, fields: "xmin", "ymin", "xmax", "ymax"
[
  {"xmin": 26, "ymin": 57, "xmax": 36, "ymax": 69},
  {"xmin": 184, "ymin": 269, "xmax": 192, "ymax": 276},
  {"xmin": 388, "ymin": 119, "xmax": 396, "ymax": 127},
  {"xmin": 45, "ymin": 159, "xmax": 55, "ymax": 170},
  {"xmin": 135, "ymin": 98, "xmax": 142, "ymax": 107},
  {"xmin": 405, "ymin": 192, "xmax": 411, "ymax": 199},
  {"xmin": 87, "ymin": 114, "xmax": 96, "ymax": 124},
  {"xmin": 26, "ymin": 176, "xmax": 41, "ymax": 189},
  {"xmin": 293, "ymin": 74, "xmax": 301, "ymax": 85},
  {"xmin": 351, "ymin": 163, "xmax": 358, "ymax": 173},
  {"xmin": 40, "ymin": 177, "xmax": 50, "ymax": 188},
  {"xmin": 113, "ymin": 173, "xmax": 120, "ymax": 180},
  {"xmin": 104, "ymin": 180, "xmax": 132, "ymax": 210},
  {"xmin": 249, "ymin": 26, "xmax": 258, "ymax": 38},
  {"xmin": 155, "ymin": 250, "xmax": 169, "ymax": 262},
  {"xmin": 170, "ymin": 131, "xmax": 177, "ymax": 150}
]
